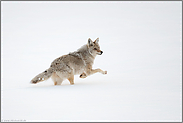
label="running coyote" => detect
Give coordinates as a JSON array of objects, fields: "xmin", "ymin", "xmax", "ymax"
[{"xmin": 30, "ymin": 38, "xmax": 107, "ymax": 85}]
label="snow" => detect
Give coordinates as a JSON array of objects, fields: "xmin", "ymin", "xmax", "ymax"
[{"xmin": 1, "ymin": 1, "xmax": 182, "ymax": 122}]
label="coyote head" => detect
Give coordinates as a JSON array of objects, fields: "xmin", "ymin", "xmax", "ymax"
[{"xmin": 87, "ymin": 38, "xmax": 103, "ymax": 56}]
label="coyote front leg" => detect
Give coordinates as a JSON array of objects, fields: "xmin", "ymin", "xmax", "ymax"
[{"xmin": 80, "ymin": 65, "xmax": 107, "ymax": 78}]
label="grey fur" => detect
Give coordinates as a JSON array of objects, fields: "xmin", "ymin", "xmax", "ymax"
[{"xmin": 30, "ymin": 38, "xmax": 107, "ymax": 85}]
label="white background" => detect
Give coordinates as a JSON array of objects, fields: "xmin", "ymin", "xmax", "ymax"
[{"xmin": 1, "ymin": 1, "xmax": 182, "ymax": 122}]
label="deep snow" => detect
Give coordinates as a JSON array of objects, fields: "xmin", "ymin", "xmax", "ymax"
[{"xmin": 1, "ymin": 1, "xmax": 182, "ymax": 122}]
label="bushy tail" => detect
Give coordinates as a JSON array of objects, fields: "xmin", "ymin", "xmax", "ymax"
[{"xmin": 30, "ymin": 67, "xmax": 54, "ymax": 84}]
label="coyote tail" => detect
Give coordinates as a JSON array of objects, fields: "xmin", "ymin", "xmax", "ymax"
[{"xmin": 30, "ymin": 67, "xmax": 54, "ymax": 84}]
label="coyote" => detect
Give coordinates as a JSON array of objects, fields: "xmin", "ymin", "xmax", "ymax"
[{"xmin": 30, "ymin": 38, "xmax": 107, "ymax": 85}]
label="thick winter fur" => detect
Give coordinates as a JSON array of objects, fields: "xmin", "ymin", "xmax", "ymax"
[{"xmin": 30, "ymin": 38, "xmax": 107, "ymax": 85}]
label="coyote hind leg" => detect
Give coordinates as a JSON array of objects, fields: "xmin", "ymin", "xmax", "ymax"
[
  {"xmin": 51, "ymin": 72, "xmax": 63, "ymax": 85},
  {"xmin": 68, "ymin": 75, "xmax": 74, "ymax": 85}
]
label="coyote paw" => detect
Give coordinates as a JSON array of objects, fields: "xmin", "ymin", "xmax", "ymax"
[
  {"xmin": 80, "ymin": 73, "xmax": 87, "ymax": 78},
  {"xmin": 70, "ymin": 82, "xmax": 74, "ymax": 85},
  {"xmin": 102, "ymin": 71, "xmax": 107, "ymax": 74}
]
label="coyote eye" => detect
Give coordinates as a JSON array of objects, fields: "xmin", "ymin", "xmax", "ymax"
[{"xmin": 94, "ymin": 48, "xmax": 97, "ymax": 50}]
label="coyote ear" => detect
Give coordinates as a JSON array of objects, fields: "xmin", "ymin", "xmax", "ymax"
[
  {"xmin": 94, "ymin": 38, "xmax": 99, "ymax": 43},
  {"xmin": 88, "ymin": 38, "xmax": 94, "ymax": 46}
]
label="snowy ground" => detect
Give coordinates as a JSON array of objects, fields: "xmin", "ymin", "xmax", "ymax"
[{"xmin": 1, "ymin": 1, "xmax": 182, "ymax": 122}]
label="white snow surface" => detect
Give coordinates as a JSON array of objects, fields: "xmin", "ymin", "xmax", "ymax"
[{"xmin": 1, "ymin": 1, "xmax": 182, "ymax": 122}]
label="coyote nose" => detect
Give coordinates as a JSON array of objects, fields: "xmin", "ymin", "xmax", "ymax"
[{"xmin": 101, "ymin": 51, "xmax": 103, "ymax": 54}]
